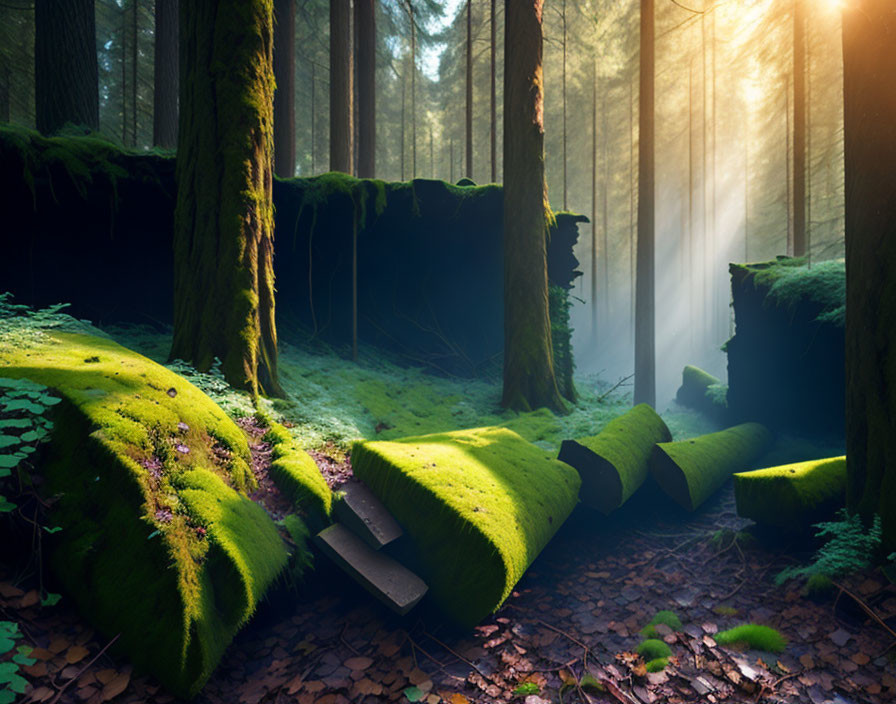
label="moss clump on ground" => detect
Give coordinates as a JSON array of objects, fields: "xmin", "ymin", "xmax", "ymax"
[
  {"xmin": 558, "ymin": 404, "xmax": 671, "ymax": 513},
  {"xmin": 637, "ymin": 639, "xmax": 672, "ymax": 661},
  {"xmin": 650, "ymin": 423, "xmax": 773, "ymax": 511},
  {"xmin": 645, "ymin": 658, "xmax": 669, "ymax": 673},
  {"xmin": 262, "ymin": 418, "xmax": 332, "ymax": 525},
  {"xmin": 350, "ymin": 426, "xmax": 581, "ymax": 627},
  {"xmin": 0, "ymin": 331, "xmax": 287, "ymax": 697},
  {"xmin": 640, "ymin": 610, "xmax": 683, "ymax": 638},
  {"xmin": 733, "ymin": 456, "xmax": 846, "ymax": 531},
  {"xmin": 714, "ymin": 624, "xmax": 787, "ymax": 653}
]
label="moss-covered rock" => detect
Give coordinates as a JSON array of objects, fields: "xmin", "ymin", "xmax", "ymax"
[
  {"xmin": 676, "ymin": 365, "xmax": 728, "ymax": 421},
  {"xmin": 733, "ymin": 456, "xmax": 846, "ymax": 531},
  {"xmin": 558, "ymin": 404, "xmax": 671, "ymax": 513},
  {"xmin": 0, "ymin": 332, "xmax": 287, "ymax": 697},
  {"xmin": 263, "ymin": 418, "xmax": 332, "ymax": 526},
  {"xmin": 350, "ymin": 426, "xmax": 581, "ymax": 627},
  {"xmin": 650, "ymin": 423, "xmax": 773, "ymax": 511}
]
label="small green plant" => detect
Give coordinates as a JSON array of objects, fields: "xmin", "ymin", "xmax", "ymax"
[
  {"xmin": 640, "ymin": 610, "xmax": 682, "ymax": 638},
  {"xmin": 776, "ymin": 509, "xmax": 882, "ymax": 585},
  {"xmin": 637, "ymin": 639, "xmax": 672, "ymax": 661},
  {"xmin": 645, "ymin": 658, "xmax": 668, "ymax": 673},
  {"xmin": 805, "ymin": 573, "xmax": 835, "ymax": 597},
  {"xmin": 0, "ymin": 621, "xmax": 33, "ymax": 704},
  {"xmin": 714, "ymin": 624, "xmax": 787, "ymax": 653},
  {"xmin": 513, "ymin": 682, "xmax": 540, "ymax": 696}
]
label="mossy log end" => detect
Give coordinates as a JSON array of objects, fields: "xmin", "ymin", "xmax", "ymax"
[
  {"xmin": 650, "ymin": 423, "xmax": 773, "ymax": 511},
  {"xmin": 170, "ymin": 0, "xmax": 283, "ymax": 398},
  {"xmin": 676, "ymin": 365, "xmax": 727, "ymax": 420},
  {"xmin": 734, "ymin": 456, "xmax": 846, "ymax": 531},
  {"xmin": 558, "ymin": 403, "xmax": 671, "ymax": 513}
]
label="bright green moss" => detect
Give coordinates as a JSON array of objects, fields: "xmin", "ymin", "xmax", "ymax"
[
  {"xmin": 714, "ymin": 625, "xmax": 787, "ymax": 653},
  {"xmin": 645, "ymin": 658, "xmax": 669, "ymax": 673},
  {"xmin": 734, "ymin": 456, "xmax": 846, "ymax": 531},
  {"xmin": 558, "ymin": 404, "xmax": 672, "ymax": 513},
  {"xmin": 0, "ymin": 332, "xmax": 287, "ymax": 697},
  {"xmin": 351, "ymin": 426, "xmax": 581, "ymax": 627},
  {"xmin": 805, "ymin": 573, "xmax": 835, "ymax": 596},
  {"xmin": 676, "ymin": 366, "xmax": 728, "ymax": 417},
  {"xmin": 712, "ymin": 605, "xmax": 739, "ymax": 617},
  {"xmin": 640, "ymin": 610, "xmax": 683, "ymax": 638},
  {"xmin": 637, "ymin": 639, "xmax": 672, "ymax": 660},
  {"xmin": 263, "ymin": 418, "xmax": 332, "ymax": 525},
  {"xmin": 650, "ymin": 423, "xmax": 773, "ymax": 511}
]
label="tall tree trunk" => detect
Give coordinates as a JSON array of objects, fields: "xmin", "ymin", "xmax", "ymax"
[
  {"xmin": 785, "ymin": 71, "xmax": 792, "ymax": 254},
  {"xmin": 634, "ymin": 0, "xmax": 655, "ymax": 407},
  {"xmin": 561, "ymin": 0, "xmax": 568, "ymax": 211},
  {"xmin": 792, "ymin": 0, "xmax": 807, "ymax": 256},
  {"xmin": 628, "ymin": 75, "xmax": 635, "ymax": 349},
  {"xmin": 490, "ymin": 0, "xmax": 496, "ymax": 183},
  {"xmin": 131, "ymin": 0, "xmax": 137, "ymax": 146},
  {"xmin": 355, "ymin": 0, "xmax": 376, "ymax": 177},
  {"xmin": 171, "ymin": 0, "xmax": 282, "ymax": 398},
  {"xmin": 843, "ymin": 0, "xmax": 896, "ymax": 550},
  {"xmin": 601, "ymin": 89, "xmax": 609, "ymax": 324},
  {"xmin": 311, "ymin": 61, "xmax": 316, "ymax": 174},
  {"xmin": 35, "ymin": 0, "xmax": 98, "ymax": 134},
  {"xmin": 153, "ymin": 0, "xmax": 179, "ymax": 148},
  {"xmin": 273, "ymin": 0, "xmax": 296, "ymax": 177},
  {"xmin": 0, "ymin": 64, "xmax": 9, "ymax": 123},
  {"xmin": 400, "ymin": 68, "xmax": 406, "ymax": 180},
  {"xmin": 591, "ymin": 61, "xmax": 598, "ymax": 339},
  {"xmin": 502, "ymin": 0, "xmax": 564, "ymax": 413},
  {"xmin": 121, "ymin": 5, "xmax": 127, "ymax": 142},
  {"xmin": 329, "ymin": 0, "xmax": 352, "ymax": 173},
  {"xmin": 465, "ymin": 0, "xmax": 473, "ymax": 178},
  {"xmin": 409, "ymin": 4, "xmax": 416, "ymax": 177}
]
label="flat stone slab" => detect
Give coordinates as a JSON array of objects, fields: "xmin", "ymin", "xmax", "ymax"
[
  {"xmin": 315, "ymin": 523, "xmax": 427, "ymax": 615},
  {"xmin": 333, "ymin": 480, "xmax": 403, "ymax": 549}
]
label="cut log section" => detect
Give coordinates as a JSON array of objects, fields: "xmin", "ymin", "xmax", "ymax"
[
  {"xmin": 734, "ymin": 456, "xmax": 846, "ymax": 531},
  {"xmin": 650, "ymin": 423, "xmax": 773, "ymax": 511},
  {"xmin": 558, "ymin": 404, "xmax": 672, "ymax": 513},
  {"xmin": 333, "ymin": 480, "xmax": 403, "ymax": 550}
]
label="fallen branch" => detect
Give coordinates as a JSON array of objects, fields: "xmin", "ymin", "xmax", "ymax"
[
  {"xmin": 831, "ymin": 580, "xmax": 896, "ymax": 641},
  {"xmin": 50, "ymin": 633, "xmax": 120, "ymax": 704},
  {"xmin": 597, "ymin": 374, "xmax": 634, "ymax": 403}
]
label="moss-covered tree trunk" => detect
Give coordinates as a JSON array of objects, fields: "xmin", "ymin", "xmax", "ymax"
[
  {"xmin": 152, "ymin": 0, "xmax": 178, "ymax": 149},
  {"xmin": 170, "ymin": 0, "xmax": 283, "ymax": 398},
  {"xmin": 843, "ymin": 0, "xmax": 896, "ymax": 550},
  {"xmin": 273, "ymin": 0, "xmax": 295, "ymax": 178},
  {"xmin": 330, "ymin": 0, "xmax": 353, "ymax": 174},
  {"xmin": 634, "ymin": 0, "xmax": 655, "ymax": 408},
  {"xmin": 501, "ymin": 0, "xmax": 565, "ymax": 413},
  {"xmin": 34, "ymin": 0, "xmax": 98, "ymax": 134}
]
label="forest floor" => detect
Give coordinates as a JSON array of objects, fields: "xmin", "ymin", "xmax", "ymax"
[{"xmin": 3, "ymin": 326, "xmax": 892, "ymax": 704}]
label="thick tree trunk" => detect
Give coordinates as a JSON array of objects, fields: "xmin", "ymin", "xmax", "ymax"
[
  {"xmin": 273, "ymin": 0, "xmax": 295, "ymax": 177},
  {"xmin": 171, "ymin": 0, "xmax": 282, "ymax": 398},
  {"xmin": 843, "ymin": 0, "xmax": 896, "ymax": 550},
  {"xmin": 329, "ymin": 0, "xmax": 352, "ymax": 174},
  {"xmin": 355, "ymin": 0, "xmax": 376, "ymax": 178},
  {"xmin": 502, "ymin": 0, "xmax": 564, "ymax": 413},
  {"xmin": 153, "ymin": 0, "xmax": 179, "ymax": 149},
  {"xmin": 792, "ymin": 0, "xmax": 807, "ymax": 257},
  {"xmin": 490, "ymin": 0, "xmax": 496, "ymax": 183},
  {"xmin": 35, "ymin": 0, "xmax": 98, "ymax": 134},
  {"xmin": 465, "ymin": 0, "xmax": 473, "ymax": 178},
  {"xmin": 634, "ymin": 0, "xmax": 655, "ymax": 407}
]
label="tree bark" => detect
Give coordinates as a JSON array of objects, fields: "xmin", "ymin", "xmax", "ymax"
[
  {"xmin": 502, "ymin": 0, "xmax": 564, "ymax": 413},
  {"xmin": 329, "ymin": 0, "xmax": 352, "ymax": 174},
  {"xmin": 35, "ymin": 0, "xmax": 98, "ymax": 134},
  {"xmin": 355, "ymin": 0, "xmax": 376, "ymax": 178},
  {"xmin": 273, "ymin": 0, "xmax": 296, "ymax": 178},
  {"xmin": 843, "ymin": 0, "xmax": 896, "ymax": 550},
  {"xmin": 561, "ymin": 0, "xmax": 568, "ymax": 211},
  {"xmin": 490, "ymin": 0, "xmax": 496, "ymax": 183},
  {"xmin": 130, "ymin": 0, "xmax": 138, "ymax": 146},
  {"xmin": 465, "ymin": 0, "xmax": 473, "ymax": 179},
  {"xmin": 792, "ymin": 0, "xmax": 807, "ymax": 256},
  {"xmin": 634, "ymin": 0, "xmax": 655, "ymax": 407},
  {"xmin": 0, "ymin": 64, "xmax": 9, "ymax": 123},
  {"xmin": 153, "ymin": 0, "xmax": 179, "ymax": 149},
  {"xmin": 171, "ymin": 0, "xmax": 282, "ymax": 398},
  {"xmin": 591, "ymin": 61, "xmax": 598, "ymax": 339}
]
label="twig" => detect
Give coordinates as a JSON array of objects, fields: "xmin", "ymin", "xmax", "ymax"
[
  {"xmin": 831, "ymin": 580, "xmax": 896, "ymax": 641},
  {"xmin": 597, "ymin": 374, "xmax": 634, "ymax": 403},
  {"xmin": 421, "ymin": 630, "xmax": 499, "ymax": 687},
  {"xmin": 49, "ymin": 633, "xmax": 120, "ymax": 704},
  {"xmin": 405, "ymin": 635, "xmax": 465, "ymax": 683}
]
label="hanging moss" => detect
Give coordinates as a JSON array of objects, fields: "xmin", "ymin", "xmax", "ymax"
[
  {"xmin": 734, "ymin": 456, "xmax": 846, "ymax": 531},
  {"xmin": 558, "ymin": 404, "xmax": 671, "ymax": 513},
  {"xmin": 650, "ymin": 423, "xmax": 773, "ymax": 511}
]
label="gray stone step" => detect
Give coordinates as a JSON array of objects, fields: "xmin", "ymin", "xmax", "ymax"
[
  {"xmin": 315, "ymin": 523, "xmax": 428, "ymax": 615},
  {"xmin": 333, "ymin": 479, "xmax": 403, "ymax": 550}
]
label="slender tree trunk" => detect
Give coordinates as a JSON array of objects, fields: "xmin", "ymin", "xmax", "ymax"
[
  {"xmin": 329, "ymin": 0, "xmax": 352, "ymax": 173},
  {"xmin": 35, "ymin": 0, "xmax": 98, "ymax": 134},
  {"xmin": 561, "ymin": 0, "xmax": 568, "ymax": 211},
  {"xmin": 153, "ymin": 0, "xmax": 178, "ymax": 148},
  {"xmin": 449, "ymin": 137, "xmax": 454, "ymax": 183},
  {"xmin": 311, "ymin": 61, "xmax": 316, "ymax": 174},
  {"xmin": 356, "ymin": 0, "xmax": 376, "ymax": 177},
  {"xmin": 400, "ymin": 69, "xmax": 406, "ymax": 180},
  {"xmin": 273, "ymin": 0, "xmax": 296, "ymax": 177},
  {"xmin": 0, "ymin": 65, "xmax": 9, "ymax": 123},
  {"xmin": 634, "ymin": 0, "xmax": 655, "ymax": 408},
  {"xmin": 131, "ymin": 0, "xmax": 138, "ymax": 146},
  {"xmin": 591, "ymin": 61, "xmax": 598, "ymax": 338},
  {"xmin": 601, "ymin": 89, "xmax": 609, "ymax": 324},
  {"xmin": 792, "ymin": 0, "xmax": 807, "ymax": 256},
  {"xmin": 121, "ymin": 6, "xmax": 127, "ymax": 142},
  {"xmin": 502, "ymin": 0, "xmax": 564, "ymax": 413},
  {"xmin": 490, "ymin": 0, "xmax": 497, "ymax": 183},
  {"xmin": 410, "ymin": 5, "xmax": 416, "ymax": 177},
  {"xmin": 843, "ymin": 0, "xmax": 896, "ymax": 550},
  {"xmin": 785, "ymin": 72, "xmax": 792, "ymax": 254},
  {"xmin": 688, "ymin": 60, "xmax": 695, "ymax": 355},
  {"xmin": 629, "ymin": 75, "xmax": 635, "ymax": 350},
  {"xmin": 171, "ymin": 0, "xmax": 282, "ymax": 397},
  {"xmin": 806, "ymin": 15, "xmax": 812, "ymax": 265},
  {"xmin": 465, "ymin": 0, "xmax": 473, "ymax": 178}
]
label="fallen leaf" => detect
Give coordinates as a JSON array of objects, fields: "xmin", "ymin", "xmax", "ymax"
[
  {"xmin": 344, "ymin": 656, "xmax": 373, "ymax": 671},
  {"xmin": 48, "ymin": 637, "xmax": 70, "ymax": 654},
  {"xmin": 95, "ymin": 669, "xmax": 117, "ymax": 685},
  {"xmin": 446, "ymin": 694, "xmax": 470, "ymax": 704},
  {"xmin": 799, "ymin": 654, "xmax": 816, "ymax": 669},
  {"xmin": 352, "ymin": 678, "xmax": 383, "ymax": 696},
  {"xmin": 101, "ymin": 671, "xmax": 130, "ymax": 701},
  {"xmin": 18, "ymin": 590, "xmax": 40, "ymax": 608},
  {"xmin": 65, "ymin": 645, "xmax": 90, "ymax": 664}
]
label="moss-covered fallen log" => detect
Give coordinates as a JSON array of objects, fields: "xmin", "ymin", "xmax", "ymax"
[
  {"xmin": 558, "ymin": 404, "xmax": 671, "ymax": 513},
  {"xmin": 734, "ymin": 456, "xmax": 846, "ymax": 531},
  {"xmin": 650, "ymin": 423, "xmax": 773, "ymax": 511},
  {"xmin": 351, "ymin": 426, "xmax": 581, "ymax": 627},
  {"xmin": 676, "ymin": 365, "xmax": 727, "ymax": 420}
]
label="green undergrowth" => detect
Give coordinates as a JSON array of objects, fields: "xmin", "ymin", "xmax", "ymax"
[
  {"xmin": 637, "ymin": 639, "xmax": 672, "ymax": 660},
  {"xmin": 714, "ymin": 624, "xmax": 787, "ymax": 653},
  {"xmin": 640, "ymin": 610, "xmax": 682, "ymax": 638},
  {"xmin": 645, "ymin": 658, "xmax": 669, "ymax": 673}
]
